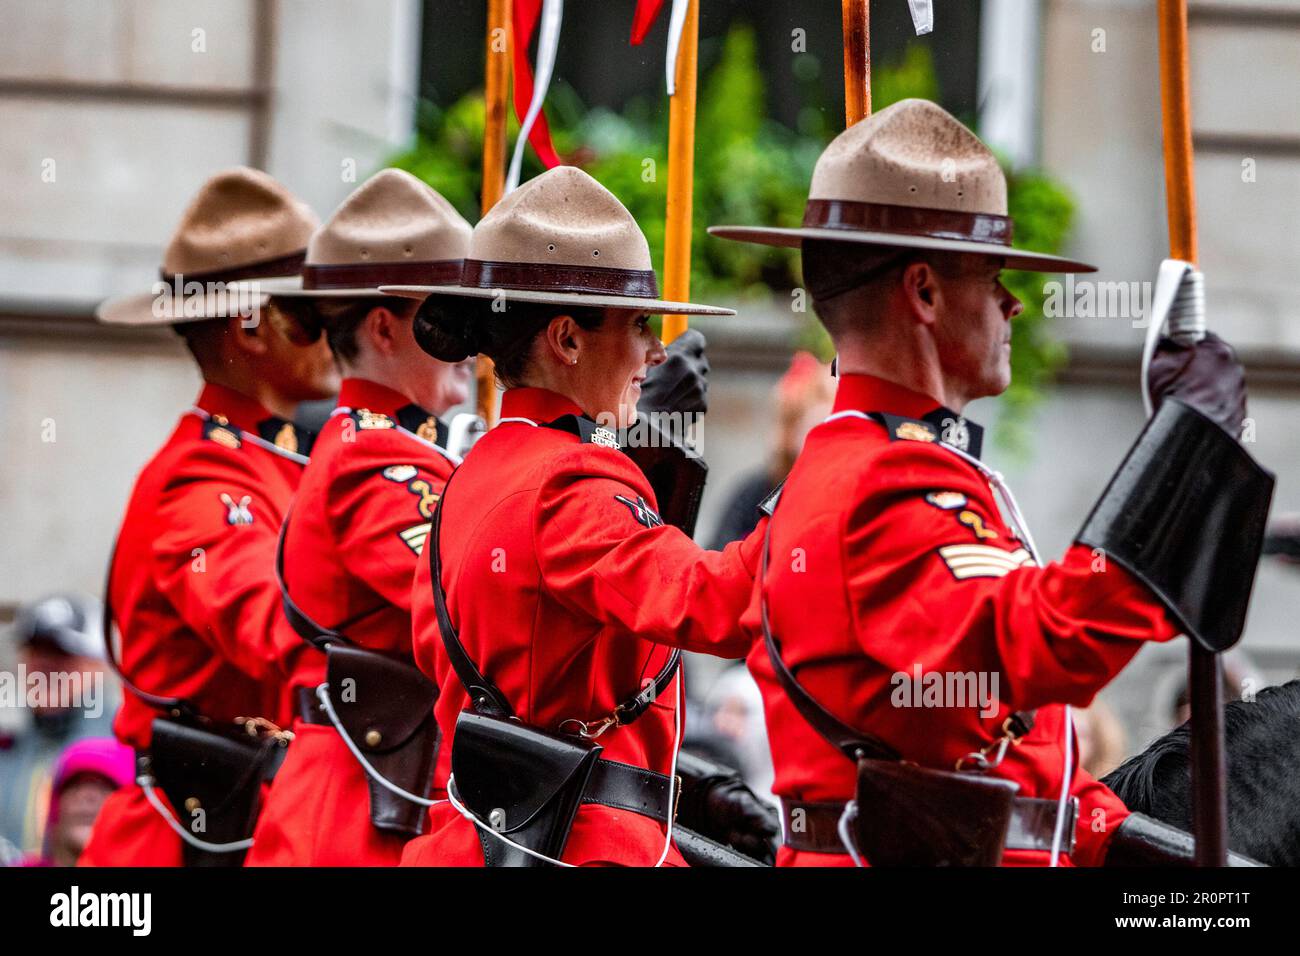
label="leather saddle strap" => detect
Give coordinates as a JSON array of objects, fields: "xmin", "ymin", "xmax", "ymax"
[
  {"xmin": 431, "ymin": 457, "xmax": 680, "ymax": 727},
  {"xmin": 101, "ymin": 538, "xmax": 201, "ymax": 721}
]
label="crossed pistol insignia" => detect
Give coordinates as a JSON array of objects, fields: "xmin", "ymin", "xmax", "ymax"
[{"xmin": 615, "ymin": 494, "xmax": 663, "ymax": 529}]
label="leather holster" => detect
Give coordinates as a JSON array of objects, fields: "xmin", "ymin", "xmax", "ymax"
[
  {"xmin": 853, "ymin": 757, "xmax": 1020, "ymax": 867},
  {"xmin": 324, "ymin": 644, "xmax": 439, "ymax": 836},
  {"xmin": 147, "ymin": 718, "xmax": 281, "ymax": 867},
  {"xmin": 451, "ymin": 710, "xmax": 601, "ymax": 867}
]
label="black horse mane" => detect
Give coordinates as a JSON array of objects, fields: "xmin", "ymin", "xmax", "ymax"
[{"xmin": 1102, "ymin": 678, "xmax": 1300, "ymax": 867}]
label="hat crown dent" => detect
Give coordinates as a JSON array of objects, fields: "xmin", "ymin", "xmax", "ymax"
[
  {"xmin": 161, "ymin": 166, "xmax": 318, "ymax": 277},
  {"xmin": 308, "ymin": 168, "xmax": 472, "ymax": 266},
  {"xmin": 469, "ymin": 165, "xmax": 653, "ymax": 272},
  {"xmin": 809, "ymin": 98, "xmax": 1007, "ymax": 216}
]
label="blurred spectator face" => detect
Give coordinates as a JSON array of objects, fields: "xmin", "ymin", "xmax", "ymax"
[
  {"xmin": 1073, "ymin": 700, "xmax": 1126, "ymax": 779},
  {"xmin": 18, "ymin": 642, "xmax": 86, "ymax": 722},
  {"xmin": 48, "ymin": 773, "xmax": 115, "ymax": 866},
  {"xmin": 775, "ymin": 352, "xmax": 836, "ymax": 475},
  {"xmin": 703, "ymin": 665, "xmax": 775, "ymax": 801}
]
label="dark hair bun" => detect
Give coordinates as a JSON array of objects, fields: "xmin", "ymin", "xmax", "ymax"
[{"xmin": 413, "ymin": 298, "xmax": 483, "ymax": 362}]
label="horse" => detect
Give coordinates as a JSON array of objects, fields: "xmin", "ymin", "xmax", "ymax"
[{"xmin": 1103, "ymin": 678, "xmax": 1300, "ymax": 867}]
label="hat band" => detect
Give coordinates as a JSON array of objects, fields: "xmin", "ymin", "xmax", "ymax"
[
  {"xmin": 803, "ymin": 200, "xmax": 1013, "ymax": 246},
  {"xmin": 462, "ymin": 259, "xmax": 659, "ymax": 298},
  {"xmin": 302, "ymin": 259, "xmax": 464, "ymax": 290},
  {"xmin": 159, "ymin": 249, "xmax": 308, "ymax": 285}
]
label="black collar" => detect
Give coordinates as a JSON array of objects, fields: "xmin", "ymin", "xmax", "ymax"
[
  {"xmin": 395, "ymin": 404, "xmax": 449, "ymax": 448},
  {"xmin": 921, "ymin": 407, "xmax": 984, "ymax": 459},
  {"xmin": 256, "ymin": 417, "xmax": 316, "ymax": 457},
  {"xmin": 870, "ymin": 408, "xmax": 984, "ymax": 460}
]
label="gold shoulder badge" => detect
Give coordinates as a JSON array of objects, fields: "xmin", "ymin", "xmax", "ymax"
[
  {"xmin": 895, "ymin": 421, "xmax": 936, "ymax": 443},
  {"xmin": 356, "ymin": 409, "xmax": 395, "ymax": 430},
  {"xmin": 958, "ymin": 509, "xmax": 999, "ymax": 540},
  {"xmin": 273, "ymin": 421, "xmax": 299, "ymax": 454},
  {"xmin": 415, "ymin": 417, "xmax": 441, "ymax": 443},
  {"xmin": 204, "ymin": 418, "xmax": 243, "ymax": 450}
]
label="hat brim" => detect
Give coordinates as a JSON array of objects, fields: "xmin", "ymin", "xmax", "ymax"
[
  {"xmin": 381, "ymin": 284, "xmax": 735, "ymax": 316},
  {"xmin": 227, "ymin": 276, "xmax": 397, "ymax": 300},
  {"xmin": 707, "ymin": 225, "xmax": 1097, "ymax": 274},
  {"xmin": 96, "ymin": 289, "xmax": 272, "ymax": 327}
]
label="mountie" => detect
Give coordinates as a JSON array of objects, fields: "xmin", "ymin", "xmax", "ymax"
[{"xmin": 49, "ymin": 885, "xmax": 152, "ymax": 936}]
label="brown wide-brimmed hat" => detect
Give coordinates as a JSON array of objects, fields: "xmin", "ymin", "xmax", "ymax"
[
  {"xmin": 96, "ymin": 167, "xmax": 319, "ymax": 326},
  {"xmin": 383, "ymin": 165, "xmax": 733, "ymax": 316},
  {"xmin": 709, "ymin": 98, "xmax": 1096, "ymax": 274},
  {"xmin": 254, "ymin": 168, "xmax": 472, "ymax": 299}
]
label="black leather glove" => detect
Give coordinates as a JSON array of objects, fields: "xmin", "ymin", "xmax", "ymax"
[
  {"xmin": 1146, "ymin": 331, "xmax": 1247, "ymax": 438},
  {"xmin": 638, "ymin": 328, "xmax": 709, "ymax": 416},
  {"xmin": 674, "ymin": 751, "xmax": 778, "ymax": 865}
]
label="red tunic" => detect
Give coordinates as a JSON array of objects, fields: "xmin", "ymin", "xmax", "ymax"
[
  {"xmin": 742, "ymin": 374, "xmax": 1179, "ymax": 867},
  {"xmin": 400, "ymin": 387, "xmax": 762, "ymax": 867},
  {"xmin": 81, "ymin": 383, "xmax": 306, "ymax": 867},
  {"xmin": 247, "ymin": 378, "xmax": 457, "ymax": 866}
]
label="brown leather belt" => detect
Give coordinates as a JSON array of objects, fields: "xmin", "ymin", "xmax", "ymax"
[
  {"xmin": 295, "ymin": 686, "xmax": 332, "ymax": 727},
  {"xmin": 295, "ymin": 690, "xmax": 672, "ymax": 823},
  {"xmin": 780, "ymin": 795, "xmax": 1078, "ymax": 857}
]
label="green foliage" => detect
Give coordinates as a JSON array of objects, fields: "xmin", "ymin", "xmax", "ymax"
[
  {"xmin": 999, "ymin": 169, "xmax": 1077, "ymax": 450},
  {"xmin": 389, "ymin": 23, "xmax": 1079, "ymax": 442}
]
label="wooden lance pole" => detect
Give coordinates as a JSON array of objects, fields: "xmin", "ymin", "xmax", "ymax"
[
  {"xmin": 842, "ymin": 0, "xmax": 871, "ymax": 125},
  {"xmin": 1157, "ymin": 0, "xmax": 1223, "ymax": 866},
  {"xmin": 660, "ymin": 0, "xmax": 700, "ymax": 345},
  {"xmin": 477, "ymin": 0, "xmax": 512, "ymax": 424}
]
